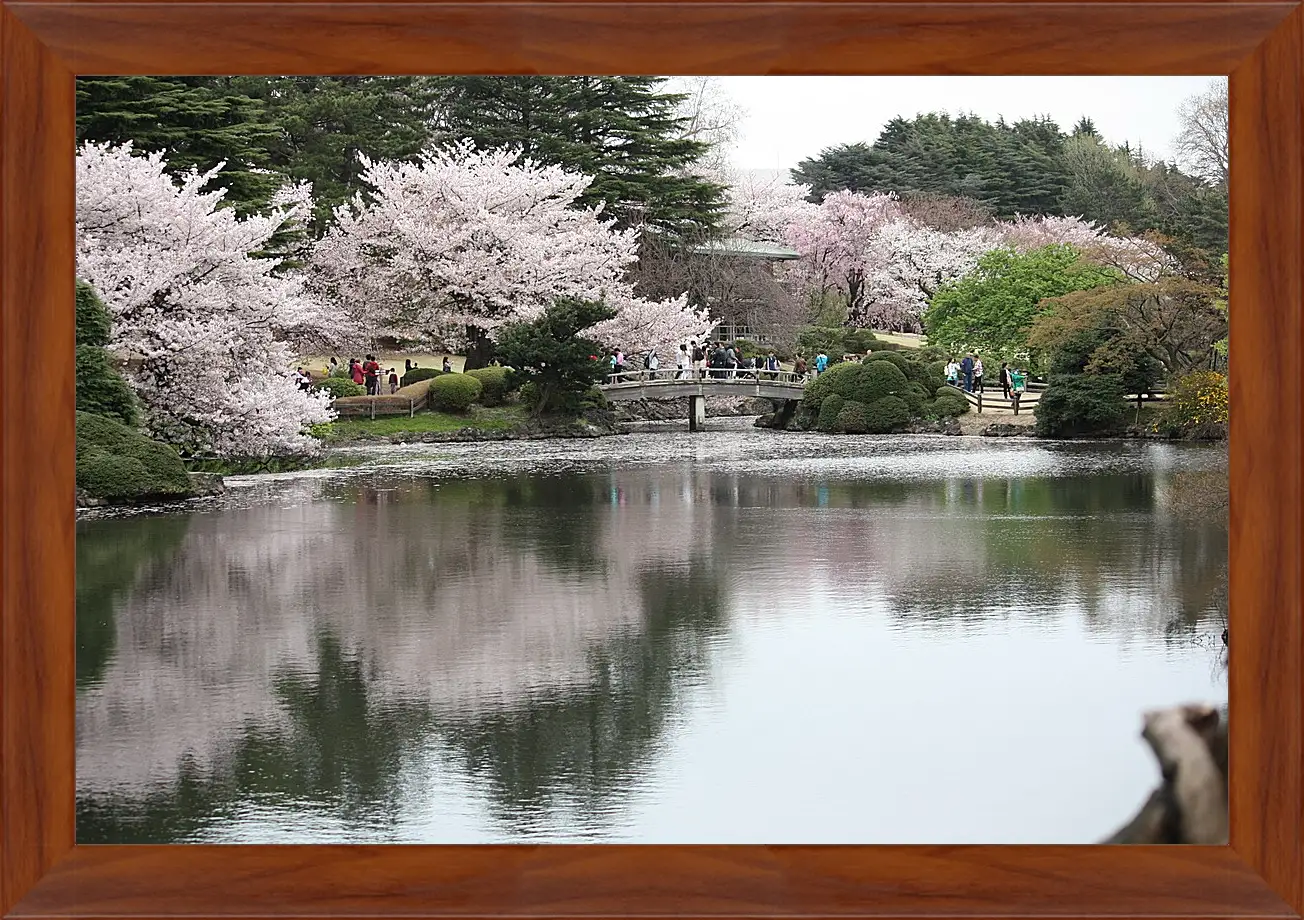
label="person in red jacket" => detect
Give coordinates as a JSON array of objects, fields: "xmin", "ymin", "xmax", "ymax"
[
  {"xmin": 362, "ymin": 354, "xmax": 381, "ymax": 395},
  {"xmin": 350, "ymin": 359, "xmax": 365, "ymax": 386}
]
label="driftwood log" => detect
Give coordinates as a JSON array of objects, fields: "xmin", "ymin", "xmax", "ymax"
[{"xmin": 1102, "ymin": 703, "xmax": 1229, "ymax": 844}]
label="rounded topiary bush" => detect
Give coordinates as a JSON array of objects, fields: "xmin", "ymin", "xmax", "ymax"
[
  {"xmin": 835, "ymin": 400, "xmax": 870, "ymax": 434},
  {"xmin": 817, "ymin": 394, "xmax": 846, "ymax": 432},
  {"xmin": 466, "ymin": 366, "xmax": 515, "ymax": 406},
  {"xmin": 865, "ymin": 396, "xmax": 912, "ymax": 433},
  {"xmin": 1034, "ymin": 373, "xmax": 1126, "ymax": 438},
  {"xmin": 400, "ymin": 366, "xmax": 446, "ymax": 388},
  {"xmin": 314, "ymin": 377, "xmax": 366, "ymax": 399},
  {"xmin": 76, "ymin": 411, "xmax": 192, "ymax": 502},
  {"xmin": 430, "ymin": 373, "xmax": 483, "ymax": 412},
  {"xmin": 931, "ymin": 387, "xmax": 970, "ymax": 418},
  {"xmin": 853, "ymin": 360, "xmax": 910, "ymax": 405}
]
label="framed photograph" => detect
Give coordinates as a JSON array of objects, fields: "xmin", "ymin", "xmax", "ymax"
[{"xmin": 2, "ymin": 1, "xmax": 1299, "ymax": 918}]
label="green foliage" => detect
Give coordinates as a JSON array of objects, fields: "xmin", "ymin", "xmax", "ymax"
[
  {"xmin": 864, "ymin": 396, "xmax": 912, "ymax": 434},
  {"xmin": 861, "ymin": 350, "xmax": 943, "ymax": 391},
  {"xmin": 841, "ymin": 328, "xmax": 878, "ymax": 354},
  {"xmin": 313, "ymin": 377, "xmax": 366, "ymax": 399},
  {"xmin": 1156, "ymin": 371, "xmax": 1228, "ymax": 440},
  {"xmin": 796, "ymin": 325, "xmax": 881, "ymax": 358},
  {"xmin": 466, "ymin": 366, "xmax": 516, "ymax": 406},
  {"xmin": 925, "ymin": 245, "xmax": 1119, "ymax": 359},
  {"xmin": 75, "ymin": 281, "xmax": 137, "ymax": 425},
  {"xmin": 76, "ymin": 411, "xmax": 193, "ymax": 502},
  {"xmin": 855, "ymin": 360, "xmax": 911, "ymax": 404},
  {"xmin": 816, "ymin": 394, "xmax": 846, "ymax": 432},
  {"xmin": 931, "ymin": 387, "xmax": 971, "ymax": 418},
  {"xmin": 791, "ymin": 112, "xmax": 1227, "ymax": 253},
  {"xmin": 429, "ymin": 76, "xmax": 725, "ymax": 234},
  {"xmin": 400, "ymin": 366, "xmax": 446, "ymax": 388},
  {"xmin": 76, "ymin": 346, "xmax": 137, "ymax": 425},
  {"xmin": 76, "ymin": 77, "xmax": 285, "ymax": 216},
  {"xmin": 834, "ymin": 401, "xmax": 870, "ymax": 434},
  {"xmin": 494, "ymin": 297, "xmax": 615, "ymax": 416},
  {"xmin": 1034, "ymin": 373, "xmax": 1127, "ymax": 437},
  {"xmin": 76, "ymin": 280, "xmax": 112, "ymax": 347},
  {"xmin": 428, "ymin": 373, "xmax": 483, "ymax": 413}
]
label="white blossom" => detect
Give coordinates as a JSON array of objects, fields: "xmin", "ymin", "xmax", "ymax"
[{"xmin": 76, "ymin": 142, "xmax": 335, "ymax": 459}]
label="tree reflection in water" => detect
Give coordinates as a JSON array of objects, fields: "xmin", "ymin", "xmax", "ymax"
[{"xmin": 75, "ymin": 445, "xmax": 1227, "ymax": 843}]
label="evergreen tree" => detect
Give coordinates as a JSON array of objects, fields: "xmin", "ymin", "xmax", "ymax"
[
  {"xmin": 76, "ymin": 77, "xmax": 283, "ymax": 215},
  {"xmin": 429, "ymin": 76, "xmax": 725, "ymax": 235},
  {"xmin": 231, "ymin": 76, "xmax": 441, "ymax": 231},
  {"xmin": 75, "ymin": 281, "xmax": 137, "ymax": 425}
]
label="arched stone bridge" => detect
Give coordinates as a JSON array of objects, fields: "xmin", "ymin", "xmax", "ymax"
[{"xmin": 599, "ymin": 370, "xmax": 806, "ymax": 430}]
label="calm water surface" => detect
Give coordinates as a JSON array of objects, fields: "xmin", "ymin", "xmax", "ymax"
[{"xmin": 76, "ymin": 420, "xmax": 1227, "ymax": 844}]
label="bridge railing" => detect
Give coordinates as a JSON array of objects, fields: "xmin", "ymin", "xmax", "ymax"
[{"xmin": 602, "ymin": 368, "xmax": 807, "ymax": 386}]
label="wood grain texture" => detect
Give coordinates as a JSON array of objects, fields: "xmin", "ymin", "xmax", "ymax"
[
  {"xmin": 3, "ymin": 3, "xmax": 1295, "ymax": 76},
  {"xmin": 5, "ymin": 845, "xmax": 1298, "ymax": 918},
  {"xmin": 0, "ymin": 4, "xmax": 75, "ymax": 918},
  {"xmin": 1, "ymin": 1, "xmax": 1302, "ymax": 919},
  {"xmin": 1229, "ymin": 5, "xmax": 1304, "ymax": 912}
]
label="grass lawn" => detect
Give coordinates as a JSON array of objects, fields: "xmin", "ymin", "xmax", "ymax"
[{"xmin": 319, "ymin": 405, "xmax": 526, "ymax": 442}]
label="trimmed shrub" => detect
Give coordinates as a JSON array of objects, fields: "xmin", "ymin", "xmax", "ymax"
[
  {"xmin": 76, "ymin": 411, "xmax": 193, "ymax": 502},
  {"xmin": 76, "ymin": 345, "xmax": 137, "ymax": 425},
  {"xmin": 817, "ymin": 394, "xmax": 846, "ymax": 432},
  {"xmin": 400, "ymin": 366, "xmax": 446, "ymax": 388},
  {"xmin": 429, "ymin": 373, "xmax": 482, "ymax": 412},
  {"xmin": 467, "ymin": 366, "xmax": 516, "ymax": 406},
  {"xmin": 834, "ymin": 400, "xmax": 870, "ymax": 434},
  {"xmin": 855, "ymin": 360, "xmax": 911, "ymax": 404},
  {"xmin": 865, "ymin": 395, "xmax": 912, "ymax": 433},
  {"xmin": 1157, "ymin": 371, "xmax": 1228, "ymax": 439},
  {"xmin": 841, "ymin": 328, "xmax": 878, "ymax": 355},
  {"xmin": 1034, "ymin": 373, "xmax": 1127, "ymax": 438},
  {"xmin": 313, "ymin": 377, "xmax": 366, "ymax": 399},
  {"xmin": 931, "ymin": 387, "xmax": 970, "ymax": 418},
  {"xmin": 76, "ymin": 280, "xmax": 112, "ymax": 347},
  {"xmin": 866, "ymin": 339, "xmax": 903, "ymax": 351}
]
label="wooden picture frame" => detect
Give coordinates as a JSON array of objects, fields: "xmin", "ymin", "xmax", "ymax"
[{"xmin": 2, "ymin": 1, "xmax": 1299, "ymax": 917}]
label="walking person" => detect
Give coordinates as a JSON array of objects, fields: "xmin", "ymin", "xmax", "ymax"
[
  {"xmin": 765, "ymin": 352, "xmax": 780, "ymax": 379},
  {"xmin": 691, "ymin": 340, "xmax": 706, "ymax": 379},
  {"xmin": 815, "ymin": 351, "xmax": 829, "ymax": 376},
  {"xmin": 442, "ymin": 356, "xmax": 452, "ymax": 373},
  {"xmin": 725, "ymin": 342, "xmax": 739, "ymax": 378},
  {"xmin": 973, "ymin": 356, "xmax": 984, "ymax": 393},
  {"xmin": 388, "ymin": 368, "xmax": 399, "ymax": 394},
  {"xmin": 945, "ymin": 357, "xmax": 959, "ymax": 387},
  {"xmin": 794, "ymin": 354, "xmax": 809, "ymax": 379},
  {"xmin": 1000, "ymin": 362, "xmax": 1012, "ymax": 399},
  {"xmin": 350, "ymin": 359, "xmax": 365, "ymax": 387},
  {"xmin": 646, "ymin": 349, "xmax": 659, "ymax": 378},
  {"xmin": 676, "ymin": 344, "xmax": 690, "ymax": 379},
  {"xmin": 960, "ymin": 354, "xmax": 974, "ymax": 392}
]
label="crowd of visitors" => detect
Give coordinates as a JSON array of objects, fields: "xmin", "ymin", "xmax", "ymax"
[
  {"xmin": 605, "ymin": 341, "xmax": 792, "ymax": 382},
  {"xmin": 945, "ymin": 354, "xmax": 1026, "ymax": 399}
]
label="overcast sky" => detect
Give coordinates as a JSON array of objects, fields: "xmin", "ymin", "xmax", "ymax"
[{"xmin": 714, "ymin": 76, "xmax": 1221, "ymax": 172}]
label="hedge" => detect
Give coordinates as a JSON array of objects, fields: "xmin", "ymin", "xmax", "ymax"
[
  {"xmin": 314, "ymin": 377, "xmax": 366, "ymax": 399},
  {"xmin": 430, "ymin": 373, "xmax": 483, "ymax": 412},
  {"xmin": 466, "ymin": 366, "xmax": 515, "ymax": 406},
  {"xmin": 816, "ymin": 394, "xmax": 845, "ymax": 432},
  {"xmin": 76, "ymin": 411, "xmax": 193, "ymax": 502},
  {"xmin": 400, "ymin": 366, "xmax": 446, "ymax": 388},
  {"xmin": 931, "ymin": 387, "xmax": 970, "ymax": 418},
  {"xmin": 834, "ymin": 400, "xmax": 870, "ymax": 434},
  {"xmin": 864, "ymin": 395, "xmax": 912, "ymax": 433}
]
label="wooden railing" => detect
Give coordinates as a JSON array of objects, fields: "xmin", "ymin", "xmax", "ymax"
[{"xmin": 602, "ymin": 368, "xmax": 807, "ymax": 386}]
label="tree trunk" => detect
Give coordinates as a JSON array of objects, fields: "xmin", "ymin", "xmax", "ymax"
[
  {"xmin": 463, "ymin": 325, "xmax": 494, "ymax": 371},
  {"xmin": 1102, "ymin": 703, "xmax": 1228, "ymax": 844}
]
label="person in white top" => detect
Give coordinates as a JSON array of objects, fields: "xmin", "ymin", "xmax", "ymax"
[
  {"xmin": 973, "ymin": 357, "xmax": 985, "ymax": 393},
  {"xmin": 676, "ymin": 344, "xmax": 690, "ymax": 379}
]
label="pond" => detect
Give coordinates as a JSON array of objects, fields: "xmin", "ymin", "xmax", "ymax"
[{"xmin": 76, "ymin": 420, "xmax": 1228, "ymax": 844}]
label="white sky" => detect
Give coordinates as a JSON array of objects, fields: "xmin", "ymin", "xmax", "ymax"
[{"xmin": 714, "ymin": 76, "xmax": 1222, "ymax": 172}]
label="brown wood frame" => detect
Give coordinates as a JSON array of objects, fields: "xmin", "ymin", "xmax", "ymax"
[{"xmin": 1, "ymin": 1, "xmax": 1300, "ymax": 917}]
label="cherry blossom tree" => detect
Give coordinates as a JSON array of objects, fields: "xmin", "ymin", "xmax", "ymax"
[
  {"xmin": 784, "ymin": 190, "xmax": 903, "ymax": 319},
  {"xmin": 860, "ymin": 220, "xmax": 1005, "ymax": 330},
  {"xmin": 75, "ymin": 142, "xmax": 335, "ymax": 459},
  {"xmin": 311, "ymin": 143, "xmax": 713, "ymax": 366},
  {"xmin": 704, "ymin": 165, "xmax": 817, "ymax": 244},
  {"xmin": 996, "ymin": 214, "xmax": 1170, "ymax": 281}
]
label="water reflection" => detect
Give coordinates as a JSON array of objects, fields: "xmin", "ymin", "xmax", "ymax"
[{"xmin": 76, "ymin": 428, "xmax": 1227, "ymax": 843}]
